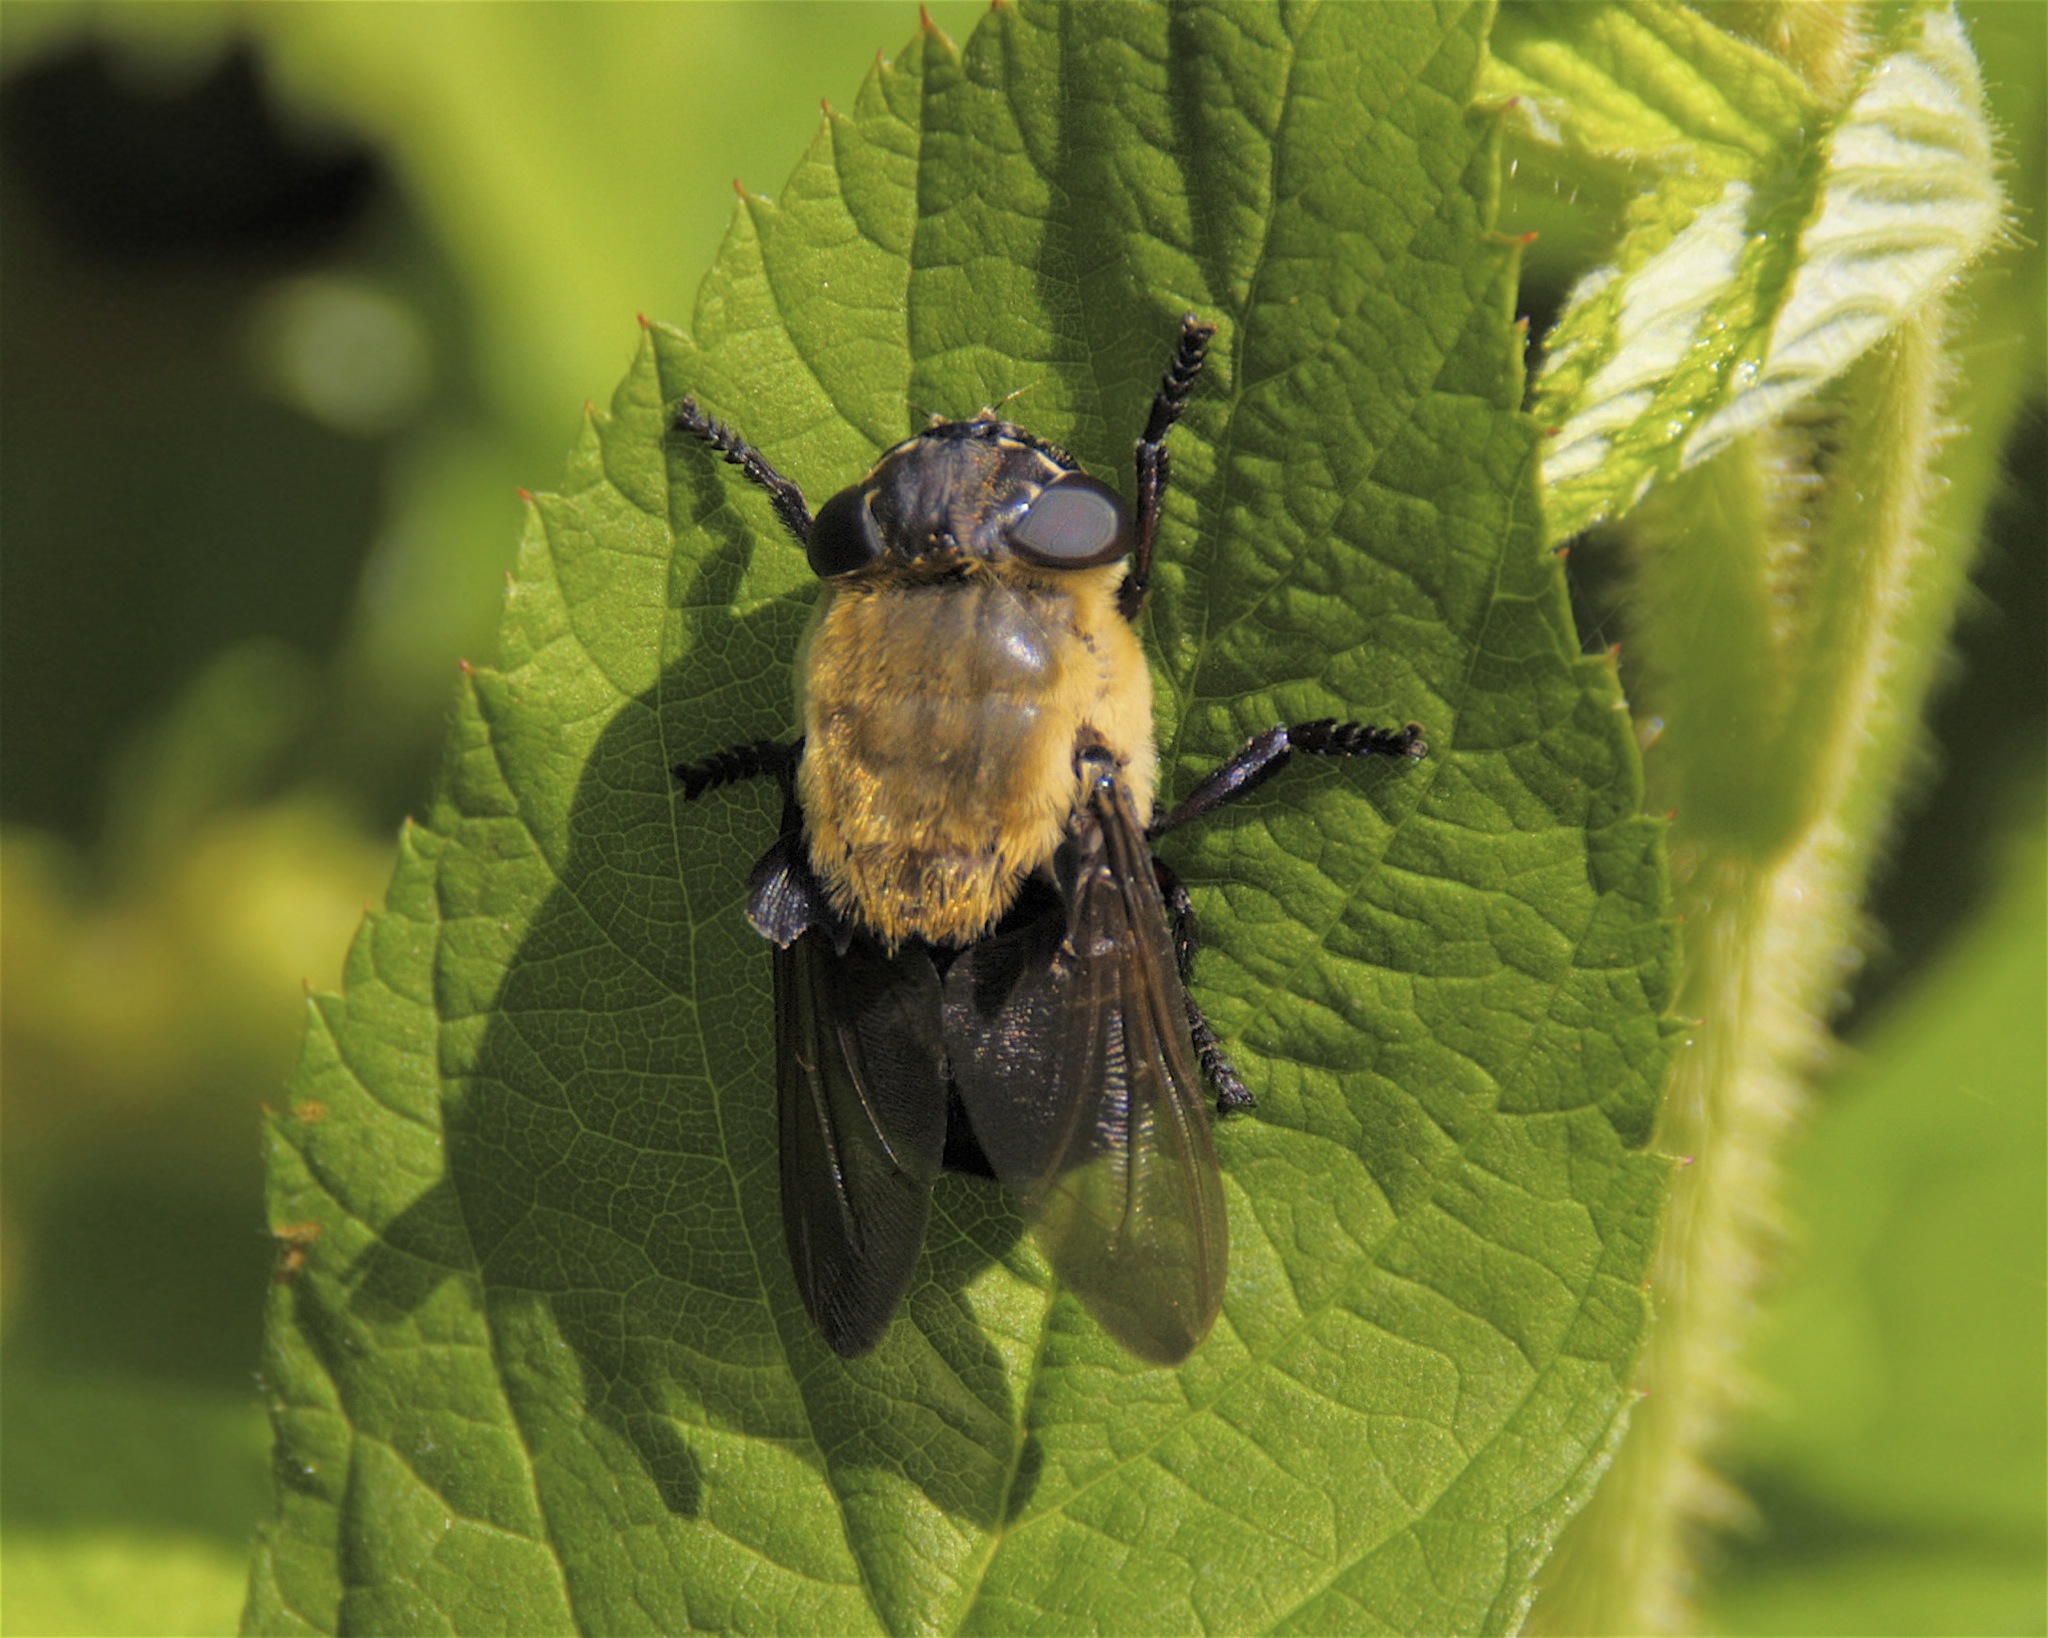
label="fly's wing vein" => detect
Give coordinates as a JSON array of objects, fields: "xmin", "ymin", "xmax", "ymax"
[
  {"xmin": 944, "ymin": 765, "xmax": 1227, "ymax": 1365},
  {"xmin": 777, "ymin": 932, "xmax": 946, "ymax": 1357}
]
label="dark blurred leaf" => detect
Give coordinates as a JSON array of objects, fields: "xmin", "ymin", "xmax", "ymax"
[{"xmin": 1, "ymin": 1367, "xmax": 269, "ymax": 1638}]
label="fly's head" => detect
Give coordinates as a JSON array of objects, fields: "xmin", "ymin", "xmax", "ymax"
[{"xmin": 804, "ymin": 416, "xmax": 1135, "ymax": 584}]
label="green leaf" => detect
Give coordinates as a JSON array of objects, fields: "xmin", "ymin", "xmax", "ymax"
[
  {"xmin": 1492, "ymin": 1, "xmax": 2003, "ymax": 541},
  {"xmin": 1488, "ymin": 1, "xmax": 1816, "ymax": 169},
  {"xmin": 248, "ymin": 6, "xmax": 1675, "ymax": 1632},
  {"xmin": 1515, "ymin": 7, "xmax": 2019, "ymax": 1629}
]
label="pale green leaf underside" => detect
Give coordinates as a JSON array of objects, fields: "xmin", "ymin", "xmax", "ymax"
[
  {"xmin": 248, "ymin": 6, "xmax": 1673, "ymax": 1634},
  {"xmin": 1494, "ymin": 1, "xmax": 2001, "ymax": 541}
]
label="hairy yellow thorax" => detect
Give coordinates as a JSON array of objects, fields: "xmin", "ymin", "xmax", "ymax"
[{"xmin": 797, "ymin": 559, "xmax": 1154, "ymax": 947}]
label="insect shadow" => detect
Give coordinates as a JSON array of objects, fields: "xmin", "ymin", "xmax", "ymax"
[{"xmin": 346, "ymin": 449, "xmax": 1040, "ymax": 1531}]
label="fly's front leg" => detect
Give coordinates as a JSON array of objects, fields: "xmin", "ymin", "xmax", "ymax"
[
  {"xmin": 1153, "ymin": 855, "xmax": 1255, "ymax": 1113},
  {"xmin": 671, "ymin": 737, "xmax": 803, "ymax": 801},
  {"xmin": 1119, "ymin": 314, "xmax": 1217, "ymax": 622},
  {"xmin": 670, "ymin": 397, "xmax": 814, "ymax": 549},
  {"xmin": 1150, "ymin": 718, "xmax": 1426, "ymax": 837}
]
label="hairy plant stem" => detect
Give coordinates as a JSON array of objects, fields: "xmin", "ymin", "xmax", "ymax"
[{"xmin": 1530, "ymin": 304, "xmax": 1985, "ymax": 1632}]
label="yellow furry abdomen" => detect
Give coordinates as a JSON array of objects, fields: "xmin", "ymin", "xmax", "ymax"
[{"xmin": 797, "ymin": 563, "xmax": 1154, "ymax": 947}]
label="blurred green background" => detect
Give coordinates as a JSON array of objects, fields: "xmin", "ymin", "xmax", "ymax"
[{"xmin": 0, "ymin": 5, "xmax": 2037, "ymax": 1635}]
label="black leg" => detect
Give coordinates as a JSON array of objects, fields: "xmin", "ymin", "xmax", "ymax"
[
  {"xmin": 1152, "ymin": 854, "xmax": 1254, "ymax": 1112},
  {"xmin": 1186, "ymin": 994, "xmax": 1256, "ymax": 1113},
  {"xmin": 670, "ymin": 397, "xmax": 814, "ymax": 549},
  {"xmin": 1118, "ymin": 314, "xmax": 1217, "ymax": 622},
  {"xmin": 1150, "ymin": 718, "xmax": 1427, "ymax": 837},
  {"xmin": 671, "ymin": 737, "xmax": 803, "ymax": 801},
  {"xmin": 1152, "ymin": 856, "xmax": 1199, "ymax": 982}
]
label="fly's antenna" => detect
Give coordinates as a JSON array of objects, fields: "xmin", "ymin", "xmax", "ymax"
[
  {"xmin": 1121, "ymin": 314, "xmax": 1217, "ymax": 621},
  {"xmin": 671, "ymin": 397, "xmax": 814, "ymax": 548},
  {"xmin": 985, "ymin": 379, "xmax": 1040, "ymax": 418}
]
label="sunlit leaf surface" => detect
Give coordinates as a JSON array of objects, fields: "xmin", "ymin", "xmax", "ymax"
[
  {"xmin": 248, "ymin": 7, "xmax": 1674, "ymax": 1632},
  {"xmin": 1490, "ymin": 2, "xmax": 2001, "ymax": 540}
]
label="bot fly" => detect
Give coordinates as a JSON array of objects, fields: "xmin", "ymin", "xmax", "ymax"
[{"xmin": 670, "ymin": 317, "xmax": 1426, "ymax": 1364}]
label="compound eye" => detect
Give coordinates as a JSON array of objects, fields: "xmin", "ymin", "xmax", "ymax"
[
  {"xmin": 1009, "ymin": 474, "xmax": 1133, "ymax": 569},
  {"xmin": 806, "ymin": 484, "xmax": 885, "ymax": 578}
]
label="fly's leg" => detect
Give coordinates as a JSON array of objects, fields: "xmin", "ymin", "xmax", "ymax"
[
  {"xmin": 1150, "ymin": 718, "xmax": 1427, "ymax": 837},
  {"xmin": 1147, "ymin": 716, "xmax": 1426, "ymax": 1110},
  {"xmin": 671, "ymin": 737, "xmax": 803, "ymax": 801},
  {"xmin": 1153, "ymin": 856, "xmax": 1255, "ymax": 1113},
  {"xmin": 1186, "ymin": 999, "xmax": 1255, "ymax": 1113},
  {"xmin": 670, "ymin": 397, "xmax": 814, "ymax": 548},
  {"xmin": 1119, "ymin": 314, "xmax": 1217, "ymax": 622},
  {"xmin": 1152, "ymin": 857, "xmax": 1199, "ymax": 982}
]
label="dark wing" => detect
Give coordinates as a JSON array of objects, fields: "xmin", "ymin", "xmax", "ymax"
[
  {"xmin": 751, "ymin": 834, "xmax": 947, "ymax": 1357},
  {"xmin": 942, "ymin": 755, "xmax": 1228, "ymax": 1365}
]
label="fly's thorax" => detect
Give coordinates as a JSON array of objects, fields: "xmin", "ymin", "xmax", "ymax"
[
  {"xmin": 798, "ymin": 559, "xmax": 1154, "ymax": 947},
  {"xmin": 801, "ymin": 416, "xmax": 1136, "ymax": 581}
]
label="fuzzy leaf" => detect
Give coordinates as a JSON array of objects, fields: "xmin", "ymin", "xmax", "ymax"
[
  {"xmin": 247, "ymin": 7, "xmax": 1675, "ymax": 1633},
  {"xmin": 1491, "ymin": 1, "xmax": 2002, "ymax": 540}
]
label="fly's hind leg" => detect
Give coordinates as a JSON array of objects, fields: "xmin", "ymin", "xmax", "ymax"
[
  {"xmin": 1153, "ymin": 855, "xmax": 1255, "ymax": 1113},
  {"xmin": 1151, "ymin": 857, "xmax": 1199, "ymax": 983},
  {"xmin": 1186, "ymin": 999, "xmax": 1255, "ymax": 1114},
  {"xmin": 1146, "ymin": 716, "xmax": 1428, "ymax": 1111},
  {"xmin": 1150, "ymin": 718, "xmax": 1427, "ymax": 837}
]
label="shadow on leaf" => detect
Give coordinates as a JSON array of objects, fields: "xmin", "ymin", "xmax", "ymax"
[{"xmin": 345, "ymin": 431, "xmax": 1038, "ymax": 1532}]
